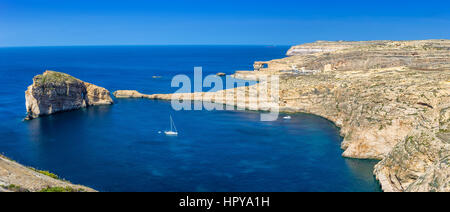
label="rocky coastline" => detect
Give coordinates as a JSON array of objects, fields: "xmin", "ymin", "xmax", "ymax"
[
  {"xmin": 25, "ymin": 70, "xmax": 114, "ymax": 120},
  {"xmin": 2, "ymin": 40, "xmax": 447, "ymax": 192},
  {"xmin": 115, "ymin": 40, "xmax": 450, "ymax": 192}
]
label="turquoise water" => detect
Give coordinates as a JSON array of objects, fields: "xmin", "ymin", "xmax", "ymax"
[{"xmin": 0, "ymin": 46, "xmax": 381, "ymax": 191}]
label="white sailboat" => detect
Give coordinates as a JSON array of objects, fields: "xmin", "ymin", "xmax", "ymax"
[{"xmin": 164, "ymin": 115, "xmax": 178, "ymax": 136}]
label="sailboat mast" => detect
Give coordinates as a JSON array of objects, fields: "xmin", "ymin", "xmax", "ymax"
[
  {"xmin": 170, "ymin": 115, "xmax": 173, "ymax": 131},
  {"xmin": 173, "ymin": 119, "xmax": 177, "ymax": 132}
]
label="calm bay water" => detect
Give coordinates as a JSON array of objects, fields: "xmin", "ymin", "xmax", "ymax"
[{"xmin": 0, "ymin": 46, "xmax": 381, "ymax": 191}]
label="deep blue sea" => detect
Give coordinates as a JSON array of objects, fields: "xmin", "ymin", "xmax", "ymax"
[{"xmin": 0, "ymin": 46, "xmax": 381, "ymax": 192}]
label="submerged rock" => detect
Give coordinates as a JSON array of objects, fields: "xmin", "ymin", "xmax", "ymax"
[{"xmin": 25, "ymin": 70, "xmax": 113, "ymax": 120}]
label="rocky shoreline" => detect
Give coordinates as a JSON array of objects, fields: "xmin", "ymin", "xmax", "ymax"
[{"xmin": 115, "ymin": 40, "xmax": 450, "ymax": 192}]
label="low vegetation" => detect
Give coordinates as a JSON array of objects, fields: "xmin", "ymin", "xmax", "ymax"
[
  {"xmin": 39, "ymin": 186, "xmax": 85, "ymax": 192},
  {"xmin": 28, "ymin": 167, "xmax": 60, "ymax": 180},
  {"xmin": 439, "ymin": 128, "xmax": 450, "ymax": 133},
  {"xmin": 1, "ymin": 184, "xmax": 30, "ymax": 192},
  {"xmin": 34, "ymin": 71, "xmax": 79, "ymax": 86}
]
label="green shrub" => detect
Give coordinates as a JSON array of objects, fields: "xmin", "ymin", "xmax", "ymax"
[
  {"xmin": 29, "ymin": 168, "xmax": 60, "ymax": 180},
  {"xmin": 1, "ymin": 184, "xmax": 29, "ymax": 192},
  {"xmin": 439, "ymin": 128, "xmax": 450, "ymax": 133},
  {"xmin": 39, "ymin": 186, "xmax": 85, "ymax": 192},
  {"xmin": 34, "ymin": 71, "xmax": 79, "ymax": 86}
]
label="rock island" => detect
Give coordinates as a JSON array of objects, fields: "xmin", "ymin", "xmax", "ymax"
[{"xmin": 25, "ymin": 70, "xmax": 113, "ymax": 120}]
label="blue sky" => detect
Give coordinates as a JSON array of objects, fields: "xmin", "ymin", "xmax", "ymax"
[{"xmin": 0, "ymin": 0, "xmax": 449, "ymax": 46}]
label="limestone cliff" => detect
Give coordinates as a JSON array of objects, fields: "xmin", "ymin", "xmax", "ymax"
[
  {"xmin": 25, "ymin": 71, "xmax": 113, "ymax": 120},
  {"xmin": 115, "ymin": 40, "xmax": 450, "ymax": 192},
  {"xmin": 286, "ymin": 40, "xmax": 392, "ymax": 56}
]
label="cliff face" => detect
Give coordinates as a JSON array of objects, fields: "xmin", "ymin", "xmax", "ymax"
[
  {"xmin": 278, "ymin": 68, "xmax": 449, "ymax": 192},
  {"xmin": 285, "ymin": 40, "xmax": 394, "ymax": 56},
  {"xmin": 25, "ymin": 71, "xmax": 113, "ymax": 120},
  {"xmin": 117, "ymin": 40, "xmax": 450, "ymax": 192},
  {"xmin": 374, "ymin": 130, "xmax": 449, "ymax": 192},
  {"xmin": 264, "ymin": 40, "xmax": 450, "ymax": 192}
]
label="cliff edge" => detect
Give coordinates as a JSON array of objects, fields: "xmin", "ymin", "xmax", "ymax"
[{"xmin": 25, "ymin": 71, "xmax": 113, "ymax": 120}]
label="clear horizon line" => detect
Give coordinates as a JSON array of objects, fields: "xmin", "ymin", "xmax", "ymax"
[
  {"xmin": 0, "ymin": 43, "xmax": 296, "ymax": 48},
  {"xmin": 1, "ymin": 39, "xmax": 448, "ymax": 48}
]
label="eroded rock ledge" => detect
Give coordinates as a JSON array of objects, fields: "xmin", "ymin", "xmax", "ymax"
[
  {"xmin": 115, "ymin": 40, "xmax": 450, "ymax": 192},
  {"xmin": 25, "ymin": 70, "xmax": 113, "ymax": 120}
]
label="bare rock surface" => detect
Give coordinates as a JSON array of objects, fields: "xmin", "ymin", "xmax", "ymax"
[
  {"xmin": 25, "ymin": 70, "xmax": 113, "ymax": 120},
  {"xmin": 113, "ymin": 90, "xmax": 152, "ymax": 98},
  {"xmin": 0, "ymin": 155, "xmax": 95, "ymax": 192},
  {"xmin": 286, "ymin": 40, "xmax": 391, "ymax": 56}
]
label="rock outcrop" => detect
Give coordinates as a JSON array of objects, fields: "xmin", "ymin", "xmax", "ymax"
[
  {"xmin": 115, "ymin": 40, "xmax": 450, "ymax": 192},
  {"xmin": 25, "ymin": 71, "xmax": 113, "ymax": 120},
  {"xmin": 113, "ymin": 90, "xmax": 154, "ymax": 98},
  {"xmin": 0, "ymin": 154, "xmax": 95, "ymax": 192}
]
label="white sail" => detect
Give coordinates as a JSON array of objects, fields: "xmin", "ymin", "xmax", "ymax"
[
  {"xmin": 171, "ymin": 116, "xmax": 177, "ymax": 132},
  {"xmin": 165, "ymin": 115, "xmax": 178, "ymax": 136}
]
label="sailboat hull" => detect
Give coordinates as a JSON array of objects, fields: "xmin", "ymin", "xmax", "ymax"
[{"xmin": 164, "ymin": 131, "xmax": 178, "ymax": 136}]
